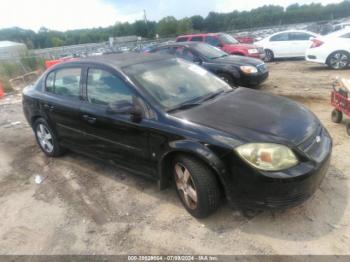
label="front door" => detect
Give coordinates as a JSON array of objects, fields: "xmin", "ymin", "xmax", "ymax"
[{"xmin": 79, "ymin": 67, "xmax": 152, "ymax": 174}]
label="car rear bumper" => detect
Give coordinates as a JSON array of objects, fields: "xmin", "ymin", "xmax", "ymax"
[
  {"xmin": 226, "ymin": 128, "xmax": 332, "ymax": 210},
  {"xmin": 305, "ymin": 48, "xmax": 327, "ymax": 64}
]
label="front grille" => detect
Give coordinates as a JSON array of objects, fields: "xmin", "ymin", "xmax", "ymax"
[
  {"xmin": 298, "ymin": 126, "xmax": 331, "ymax": 163},
  {"xmin": 257, "ymin": 63, "xmax": 268, "ymax": 73}
]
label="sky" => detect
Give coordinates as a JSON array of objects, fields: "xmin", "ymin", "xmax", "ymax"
[{"xmin": 0, "ymin": 0, "xmax": 344, "ymax": 32}]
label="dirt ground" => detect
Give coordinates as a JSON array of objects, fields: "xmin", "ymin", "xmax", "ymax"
[{"xmin": 0, "ymin": 60, "xmax": 349, "ymax": 255}]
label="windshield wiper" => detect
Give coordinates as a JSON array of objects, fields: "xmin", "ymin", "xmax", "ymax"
[
  {"xmin": 200, "ymin": 90, "xmax": 226, "ymax": 102},
  {"xmin": 167, "ymin": 102, "xmax": 202, "ymax": 113},
  {"xmin": 211, "ymin": 54, "xmax": 228, "ymax": 59}
]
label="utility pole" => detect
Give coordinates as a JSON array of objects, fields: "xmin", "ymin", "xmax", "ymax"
[{"xmin": 143, "ymin": 9, "xmax": 149, "ymax": 38}]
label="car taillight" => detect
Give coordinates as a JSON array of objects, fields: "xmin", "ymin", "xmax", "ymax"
[{"xmin": 311, "ymin": 39, "xmax": 324, "ymax": 48}]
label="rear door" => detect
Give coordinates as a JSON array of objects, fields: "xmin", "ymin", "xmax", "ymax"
[
  {"xmin": 42, "ymin": 66, "xmax": 86, "ymax": 150},
  {"xmin": 79, "ymin": 66, "xmax": 152, "ymax": 174},
  {"xmin": 288, "ymin": 32, "xmax": 315, "ymax": 57}
]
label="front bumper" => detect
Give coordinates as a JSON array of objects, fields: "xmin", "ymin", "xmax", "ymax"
[
  {"xmin": 226, "ymin": 127, "xmax": 332, "ymax": 210},
  {"xmin": 248, "ymin": 52, "xmax": 266, "ymax": 60},
  {"xmin": 240, "ymin": 72, "xmax": 269, "ymax": 87}
]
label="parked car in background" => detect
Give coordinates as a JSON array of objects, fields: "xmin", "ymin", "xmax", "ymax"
[
  {"xmin": 176, "ymin": 33, "xmax": 265, "ymax": 60},
  {"xmin": 255, "ymin": 30, "xmax": 318, "ymax": 62},
  {"xmin": 235, "ymin": 35, "xmax": 255, "ymax": 44},
  {"xmin": 306, "ymin": 27, "xmax": 350, "ymax": 69},
  {"xmin": 149, "ymin": 42, "xmax": 268, "ymax": 87},
  {"xmin": 22, "ymin": 53, "xmax": 332, "ymax": 218}
]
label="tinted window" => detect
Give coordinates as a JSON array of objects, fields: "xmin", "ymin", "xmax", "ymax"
[
  {"xmin": 125, "ymin": 59, "xmax": 230, "ymax": 110},
  {"xmin": 195, "ymin": 43, "xmax": 228, "ymax": 59},
  {"xmin": 87, "ymin": 69, "xmax": 132, "ymax": 106},
  {"xmin": 205, "ymin": 36, "xmax": 222, "ymax": 47},
  {"xmin": 46, "ymin": 68, "xmax": 81, "ymax": 99},
  {"xmin": 174, "ymin": 47, "xmax": 196, "ymax": 61},
  {"xmin": 289, "ymin": 32, "xmax": 312, "ymax": 41},
  {"xmin": 270, "ymin": 33, "xmax": 289, "ymax": 41},
  {"xmin": 176, "ymin": 37, "xmax": 188, "ymax": 42},
  {"xmin": 190, "ymin": 36, "xmax": 203, "ymax": 42},
  {"xmin": 46, "ymin": 71, "xmax": 55, "ymax": 93}
]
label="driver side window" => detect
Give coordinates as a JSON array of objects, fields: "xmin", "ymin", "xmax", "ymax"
[{"xmin": 87, "ymin": 69, "xmax": 133, "ymax": 106}]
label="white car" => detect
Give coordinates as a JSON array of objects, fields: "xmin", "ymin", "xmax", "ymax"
[
  {"xmin": 306, "ymin": 27, "xmax": 350, "ymax": 69},
  {"xmin": 255, "ymin": 30, "xmax": 319, "ymax": 62}
]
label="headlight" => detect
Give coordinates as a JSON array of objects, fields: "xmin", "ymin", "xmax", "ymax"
[
  {"xmin": 240, "ymin": 66, "xmax": 258, "ymax": 74},
  {"xmin": 248, "ymin": 48, "xmax": 258, "ymax": 54},
  {"xmin": 235, "ymin": 143, "xmax": 299, "ymax": 171}
]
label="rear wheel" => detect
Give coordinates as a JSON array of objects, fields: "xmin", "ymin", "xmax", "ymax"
[
  {"xmin": 173, "ymin": 155, "xmax": 221, "ymax": 218},
  {"xmin": 327, "ymin": 51, "xmax": 350, "ymax": 70},
  {"xmin": 34, "ymin": 118, "xmax": 65, "ymax": 157},
  {"xmin": 264, "ymin": 49, "xmax": 274, "ymax": 62},
  {"xmin": 331, "ymin": 109, "xmax": 343, "ymax": 123}
]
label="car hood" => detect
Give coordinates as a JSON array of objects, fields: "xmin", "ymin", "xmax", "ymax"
[
  {"xmin": 213, "ymin": 55, "xmax": 263, "ymax": 66},
  {"xmin": 172, "ymin": 88, "xmax": 319, "ymax": 145}
]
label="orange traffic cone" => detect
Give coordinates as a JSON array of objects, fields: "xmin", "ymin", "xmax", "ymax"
[{"xmin": 0, "ymin": 81, "xmax": 5, "ymax": 99}]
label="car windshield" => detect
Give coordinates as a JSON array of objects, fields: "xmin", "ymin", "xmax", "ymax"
[
  {"xmin": 218, "ymin": 34, "xmax": 239, "ymax": 44},
  {"xmin": 124, "ymin": 59, "xmax": 231, "ymax": 111},
  {"xmin": 195, "ymin": 44, "xmax": 228, "ymax": 59}
]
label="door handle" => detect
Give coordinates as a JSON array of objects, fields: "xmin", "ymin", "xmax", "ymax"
[{"xmin": 82, "ymin": 114, "xmax": 97, "ymax": 124}]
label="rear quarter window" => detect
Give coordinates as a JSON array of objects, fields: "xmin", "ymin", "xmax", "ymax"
[{"xmin": 176, "ymin": 37, "xmax": 189, "ymax": 42}]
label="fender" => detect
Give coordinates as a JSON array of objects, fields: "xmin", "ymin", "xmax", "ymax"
[{"xmin": 157, "ymin": 139, "xmax": 232, "ymax": 200}]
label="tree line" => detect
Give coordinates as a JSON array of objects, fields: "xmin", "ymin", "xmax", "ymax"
[{"xmin": 1, "ymin": 0, "xmax": 350, "ymax": 49}]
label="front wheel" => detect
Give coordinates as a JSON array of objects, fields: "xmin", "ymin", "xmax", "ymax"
[
  {"xmin": 327, "ymin": 51, "xmax": 350, "ymax": 70},
  {"xmin": 217, "ymin": 73, "xmax": 236, "ymax": 87},
  {"xmin": 264, "ymin": 49, "xmax": 274, "ymax": 62},
  {"xmin": 331, "ymin": 109, "xmax": 343, "ymax": 123},
  {"xmin": 173, "ymin": 155, "xmax": 221, "ymax": 218}
]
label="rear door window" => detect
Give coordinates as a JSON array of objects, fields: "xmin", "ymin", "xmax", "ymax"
[
  {"xmin": 176, "ymin": 37, "xmax": 189, "ymax": 42},
  {"xmin": 190, "ymin": 36, "xmax": 203, "ymax": 42},
  {"xmin": 270, "ymin": 33, "xmax": 290, "ymax": 41},
  {"xmin": 289, "ymin": 32, "xmax": 313, "ymax": 41},
  {"xmin": 205, "ymin": 36, "xmax": 222, "ymax": 47},
  {"xmin": 45, "ymin": 68, "xmax": 81, "ymax": 99}
]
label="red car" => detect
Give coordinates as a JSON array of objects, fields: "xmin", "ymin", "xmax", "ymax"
[{"xmin": 176, "ymin": 33, "xmax": 265, "ymax": 60}]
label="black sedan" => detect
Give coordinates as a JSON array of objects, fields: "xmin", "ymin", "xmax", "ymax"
[
  {"xmin": 148, "ymin": 42, "xmax": 268, "ymax": 87},
  {"xmin": 23, "ymin": 53, "xmax": 331, "ymax": 218}
]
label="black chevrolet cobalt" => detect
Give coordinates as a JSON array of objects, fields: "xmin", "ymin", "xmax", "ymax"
[{"xmin": 23, "ymin": 53, "xmax": 332, "ymax": 218}]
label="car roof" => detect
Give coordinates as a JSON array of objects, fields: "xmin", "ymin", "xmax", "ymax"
[
  {"xmin": 270, "ymin": 29, "xmax": 317, "ymax": 35},
  {"xmin": 53, "ymin": 52, "xmax": 172, "ymax": 70},
  {"xmin": 157, "ymin": 41, "xmax": 204, "ymax": 48},
  {"xmin": 177, "ymin": 33, "xmax": 220, "ymax": 38}
]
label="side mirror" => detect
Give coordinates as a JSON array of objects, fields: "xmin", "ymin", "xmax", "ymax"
[
  {"xmin": 193, "ymin": 56, "xmax": 202, "ymax": 64},
  {"xmin": 106, "ymin": 100, "xmax": 143, "ymax": 122}
]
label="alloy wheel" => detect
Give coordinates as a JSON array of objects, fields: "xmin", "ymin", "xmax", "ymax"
[
  {"xmin": 329, "ymin": 52, "xmax": 349, "ymax": 69},
  {"xmin": 36, "ymin": 124, "xmax": 54, "ymax": 153},
  {"xmin": 174, "ymin": 163, "xmax": 198, "ymax": 210}
]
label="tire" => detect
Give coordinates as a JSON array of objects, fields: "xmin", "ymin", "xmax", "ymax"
[
  {"xmin": 217, "ymin": 73, "xmax": 236, "ymax": 87},
  {"xmin": 327, "ymin": 51, "xmax": 350, "ymax": 70},
  {"xmin": 331, "ymin": 109, "xmax": 343, "ymax": 123},
  {"xmin": 173, "ymin": 155, "xmax": 221, "ymax": 218},
  {"xmin": 347, "ymin": 123, "xmax": 350, "ymax": 136},
  {"xmin": 33, "ymin": 118, "xmax": 65, "ymax": 157},
  {"xmin": 264, "ymin": 49, "xmax": 274, "ymax": 62}
]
